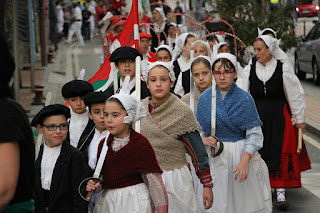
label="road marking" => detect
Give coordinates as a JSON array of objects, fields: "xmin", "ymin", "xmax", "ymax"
[{"xmin": 304, "ymin": 134, "xmax": 320, "ymax": 150}]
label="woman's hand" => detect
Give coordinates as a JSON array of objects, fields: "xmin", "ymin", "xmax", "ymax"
[
  {"xmin": 201, "ymin": 136, "xmax": 217, "ymax": 148},
  {"xmin": 203, "ymin": 187, "xmax": 213, "ymax": 209},
  {"xmin": 86, "ymin": 179, "xmax": 101, "ymax": 192},
  {"xmin": 296, "ymin": 122, "xmax": 306, "ymax": 133},
  {"xmin": 233, "ymin": 153, "xmax": 251, "ymax": 182}
]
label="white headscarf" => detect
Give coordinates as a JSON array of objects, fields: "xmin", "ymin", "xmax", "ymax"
[
  {"xmin": 191, "ymin": 55, "xmax": 212, "ymax": 69},
  {"xmin": 216, "ymin": 34, "xmax": 226, "ymax": 43},
  {"xmin": 146, "ymin": 61, "xmax": 176, "ymax": 82},
  {"xmin": 212, "ymin": 53, "xmax": 239, "ymax": 72},
  {"xmin": 154, "ymin": 7, "xmax": 166, "ymax": 20},
  {"xmin": 172, "ymin": 33, "xmax": 193, "ymax": 61},
  {"xmin": 110, "ymin": 93, "xmax": 147, "ymax": 124},
  {"xmin": 258, "ymin": 27, "xmax": 277, "ymax": 38},
  {"xmin": 258, "ymin": 35, "xmax": 287, "ymax": 61},
  {"xmin": 191, "ymin": 40, "xmax": 212, "ymax": 58},
  {"xmin": 212, "ymin": 41, "xmax": 229, "ymax": 59},
  {"xmin": 155, "ymin": 45, "xmax": 173, "ymax": 57}
]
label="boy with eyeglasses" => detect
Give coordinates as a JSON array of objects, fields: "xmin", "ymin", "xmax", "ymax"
[
  {"xmin": 62, "ymin": 80, "xmax": 95, "ymax": 148},
  {"xmin": 32, "ymin": 104, "xmax": 88, "ymax": 213}
]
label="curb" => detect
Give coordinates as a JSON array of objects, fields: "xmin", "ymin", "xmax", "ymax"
[{"xmin": 306, "ymin": 118, "xmax": 320, "ymax": 139}]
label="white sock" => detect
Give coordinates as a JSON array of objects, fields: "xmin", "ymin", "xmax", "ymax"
[{"xmin": 276, "ymin": 188, "xmax": 286, "ymax": 202}]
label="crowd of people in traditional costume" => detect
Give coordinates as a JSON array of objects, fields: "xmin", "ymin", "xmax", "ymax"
[{"xmin": 0, "ymin": 1, "xmax": 312, "ymax": 213}]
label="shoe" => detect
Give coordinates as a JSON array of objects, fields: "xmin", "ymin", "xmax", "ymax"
[{"xmin": 277, "ymin": 200, "xmax": 289, "ymax": 211}]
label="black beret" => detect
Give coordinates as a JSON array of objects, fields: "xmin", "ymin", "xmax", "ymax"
[
  {"xmin": 31, "ymin": 104, "xmax": 70, "ymax": 127},
  {"xmin": 109, "ymin": 46, "xmax": 142, "ymax": 63},
  {"xmin": 61, "ymin": 80, "xmax": 94, "ymax": 98},
  {"xmin": 83, "ymin": 90, "xmax": 113, "ymax": 106}
]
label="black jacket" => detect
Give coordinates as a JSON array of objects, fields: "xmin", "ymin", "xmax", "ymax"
[
  {"xmin": 67, "ymin": 118, "xmax": 95, "ymax": 146},
  {"xmin": 77, "ymin": 126, "xmax": 96, "ymax": 176},
  {"xmin": 34, "ymin": 142, "xmax": 88, "ymax": 213}
]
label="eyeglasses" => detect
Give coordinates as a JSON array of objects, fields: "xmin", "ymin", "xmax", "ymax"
[
  {"xmin": 42, "ymin": 123, "xmax": 69, "ymax": 131},
  {"xmin": 212, "ymin": 71, "xmax": 234, "ymax": 77}
]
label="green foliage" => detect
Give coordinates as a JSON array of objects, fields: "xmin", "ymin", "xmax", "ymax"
[{"xmin": 215, "ymin": 0, "xmax": 297, "ymax": 52}]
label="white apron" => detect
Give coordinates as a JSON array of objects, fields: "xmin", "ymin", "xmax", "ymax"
[
  {"xmin": 193, "ymin": 140, "xmax": 272, "ymax": 213},
  {"xmin": 94, "ymin": 183, "xmax": 152, "ymax": 213},
  {"xmin": 162, "ymin": 165, "xmax": 198, "ymax": 213}
]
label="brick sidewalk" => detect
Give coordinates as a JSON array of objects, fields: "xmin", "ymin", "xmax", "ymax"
[{"xmin": 306, "ymin": 95, "xmax": 320, "ymax": 125}]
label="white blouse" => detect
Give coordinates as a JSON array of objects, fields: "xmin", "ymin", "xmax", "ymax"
[
  {"xmin": 236, "ymin": 57, "xmax": 305, "ymax": 123},
  {"xmin": 69, "ymin": 109, "xmax": 89, "ymax": 148},
  {"xmin": 88, "ymin": 129, "xmax": 109, "ymax": 170},
  {"xmin": 41, "ymin": 143, "xmax": 62, "ymax": 190}
]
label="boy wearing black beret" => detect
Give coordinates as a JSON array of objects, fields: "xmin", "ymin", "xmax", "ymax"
[
  {"xmin": 61, "ymin": 80, "xmax": 95, "ymax": 148},
  {"xmin": 78, "ymin": 91, "xmax": 112, "ymax": 175},
  {"xmin": 32, "ymin": 104, "xmax": 88, "ymax": 213},
  {"xmin": 105, "ymin": 46, "xmax": 150, "ymax": 98}
]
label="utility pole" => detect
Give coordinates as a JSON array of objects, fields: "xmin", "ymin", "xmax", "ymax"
[
  {"xmin": 39, "ymin": 0, "xmax": 48, "ymax": 66},
  {"xmin": 12, "ymin": 0, "xmax": 20, "ymax": 102}
]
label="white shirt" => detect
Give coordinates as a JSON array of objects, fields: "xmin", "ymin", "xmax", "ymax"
[
  {"xmin": 69, "ymin": 109, "xmax": 89, "ymax": 148},
  {"xmin": 88, "ymin": 129, "xmax": 109, "ymax": 170},
  {"xmin": 120, "ymin": 77, "xmax": 136, "ymax": 94},
  {"xmin": 174, "ymin": 55, "xmax": 191, "ymax": 96},
  {"xmin": 73, "ymin": 6, "xmax": 82, "ymax": 20},
  {"xmin": 236, "ymin": 58, "xmax": 305, "ymax": 123},
  {"xmin": 41, "ymin": 143, "xmax": 62, "ymax": 190}
]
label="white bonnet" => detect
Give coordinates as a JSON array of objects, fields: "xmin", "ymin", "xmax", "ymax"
[
  {"xmin": 110, "ymin": 93, "xmax": 147, "ymax": 124},
  {"xmin": 172, "ymin": 33, "xmax": 194, "ymax": 61},
  {"xmin": 146, "ymin": 61, "xmax": 176, "ymax": 82},
  {"xmin": 257, "ymin": 35, "xmax": 280, "ymax": 58},
  {"xmin": 212, "ymin": 41, "xmax": 229, "ymax": 59},
  {"xmin": 191, "ymin": 55, "xmax": 212, "ymax": 70},
  {"xmin": 258, "ymin": 27, "xmax": 277, "ymax": 38},
  {"xmin": 212, "ymin": 53, "xmax": 238, "ymax": 72},
  {"xmin": 155, "ymin": 45, "xmax": 173, "ymax": 57},
  {"xmin": 154, "ymin": 7, "xmax": 166, "ymax": 20},
  {"xmin": 191, "ymin": 40, "xmax": 212, "ymax": 58}
]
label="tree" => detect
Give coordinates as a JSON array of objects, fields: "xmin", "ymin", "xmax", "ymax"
[{"xmin": 212, "ymin": 0, "xmax": 297, "ymax": 62}]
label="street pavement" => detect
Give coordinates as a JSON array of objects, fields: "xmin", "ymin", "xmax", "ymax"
[{"xmin": 24, "ymin": 16, "xmax": 320, "ymax": 212}]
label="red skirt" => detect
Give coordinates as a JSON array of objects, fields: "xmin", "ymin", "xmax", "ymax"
[{"xmin": 269, "ymin": 105, "xmax": 311, "ymax": 188}]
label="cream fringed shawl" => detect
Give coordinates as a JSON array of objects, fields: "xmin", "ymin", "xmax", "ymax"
[
  {"xmin": 141, "ymin": 94, "xmax": 201, "ymax": 171},
  {"xmin": 181, "ymin": 85, "xmax": 201, "ymax": 114}
]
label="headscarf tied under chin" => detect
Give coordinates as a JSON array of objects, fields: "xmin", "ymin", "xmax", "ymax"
[
  {"xmin": 111, "ymin": 93, "xmax": 147, "ymax": 124},
  {"xmin": 172, "ymin": 33, "xmax": 191, "ymax": 61},
  {"xmin": 257, "ymin": 35, "xmax": 287, "ymax": 61}
]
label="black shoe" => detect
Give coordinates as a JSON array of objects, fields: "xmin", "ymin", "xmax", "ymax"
[{"xmin": 277, "ymin": 201, "xmax": 289, "ymax": 211}]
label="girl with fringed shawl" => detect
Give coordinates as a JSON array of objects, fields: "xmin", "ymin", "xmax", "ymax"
[
  {"xmin": 196, "ymin": 53, "xmax": 272, "ymax": 213},
  {"xmin": 141, "ymin": 61, "xmax": 214, "ymax": 212}
]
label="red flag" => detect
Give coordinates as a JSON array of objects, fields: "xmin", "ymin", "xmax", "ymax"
[{"xmin": 88, "ymin": 0, "xmax": 139, "ymax": 90}]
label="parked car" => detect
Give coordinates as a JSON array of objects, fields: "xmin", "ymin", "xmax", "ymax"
[
  {"xmin": 296, "ymin": 0, "xmax": 319, "ymax": 17},
  {"xmin": 295, "ymin": 21, "xmax": 320, "ymax": 85}
]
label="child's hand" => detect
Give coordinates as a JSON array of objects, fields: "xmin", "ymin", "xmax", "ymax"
[
  {"xmin": 86, "ymin": 179, "xmax": 101, "ymax": 192},
  {"xmin": 233, "ymin": 153, "xmax": 250, "ymax": 182},
  {"xmin": 201, "ymin": 136, "xmax": 217, "ymax": 148},
  {"xmin": 203, "ymin": 187, "xmax": 213, "ymax": 209}
]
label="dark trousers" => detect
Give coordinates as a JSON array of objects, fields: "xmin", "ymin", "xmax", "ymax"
[{"xmin": 82, "ymin": 22, "xmax": 90, "ymax": 40}]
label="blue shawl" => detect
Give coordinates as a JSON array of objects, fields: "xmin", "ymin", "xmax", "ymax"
[{"xmin": 196, "ymin": 83, "xmax": 262, "ymax": 142}]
